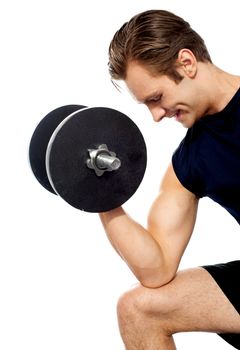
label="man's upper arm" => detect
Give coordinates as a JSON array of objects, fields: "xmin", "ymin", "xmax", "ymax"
[{"xmin": 148, "ymin": 163, "xmax": 199, "ymax": 276}]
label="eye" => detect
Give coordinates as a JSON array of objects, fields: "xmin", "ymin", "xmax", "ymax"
[{"xmin": 148, "ymin": 95, "xmax": 162, "ymax": 103}]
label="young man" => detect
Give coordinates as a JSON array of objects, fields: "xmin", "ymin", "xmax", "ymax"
[{"xmin": 100, "ymin": 10, "xmax": 240, "ymax": 349}]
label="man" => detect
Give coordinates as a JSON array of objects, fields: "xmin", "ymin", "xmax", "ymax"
[{"xmin": 100, "ymin": 10, "xmax": 240, "ymax": 349}]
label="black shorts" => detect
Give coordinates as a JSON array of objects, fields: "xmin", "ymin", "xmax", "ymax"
[{"xmin": 202, "ymin": 260, "xmax": 240, "ymax": 349}]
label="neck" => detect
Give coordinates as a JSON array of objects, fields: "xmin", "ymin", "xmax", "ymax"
[{"xmin": 198, "ymin": 63, "xmax": 240, "ymax": 115}]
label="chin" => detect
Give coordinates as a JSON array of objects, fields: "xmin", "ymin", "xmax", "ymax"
[
  {"xmin": 183, "ymin": 118, "xmax": 197, "ymax": 129},
  {"xmin": 181, "ymin": 122, "xmax": 192, "ymax": 129}
]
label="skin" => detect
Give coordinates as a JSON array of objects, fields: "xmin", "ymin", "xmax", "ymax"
[
  {"xmin": 99, "ymin": 49, "xmax": 240, "ymax": 349},
  {"xmin": 125, "ymin": 49, "xmax": 240, "ymax": 128}
]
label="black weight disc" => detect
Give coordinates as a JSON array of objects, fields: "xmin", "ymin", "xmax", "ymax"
[
  {"xmin": 46, "ymin": 107, "xmax": 147, "ymax": 212},
  {"xmin": 29, "ymin": 104, "xmax": 85, "ymax": 193}
]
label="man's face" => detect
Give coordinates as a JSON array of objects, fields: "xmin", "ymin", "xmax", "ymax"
[{"xmin": 125, "ymin": 61, "xmax": 207, "ymax": 128}]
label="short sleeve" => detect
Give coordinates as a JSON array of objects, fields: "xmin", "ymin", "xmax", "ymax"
[{"xmin": 172, "ymin": 130, "xmax": 204, "ymax": 198}]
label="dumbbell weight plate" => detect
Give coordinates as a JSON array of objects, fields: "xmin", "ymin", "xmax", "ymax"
[
  {"xmin": 29, "ymin": 105, "xmax": 85, "ymax": 193},
  {"xmin": 46, "ymin": 107, "xmax": 147, "ymax": 212}
]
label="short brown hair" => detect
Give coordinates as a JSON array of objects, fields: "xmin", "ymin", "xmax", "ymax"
[{"xmin": 108, "ymin": 10, "xmax": 212, "ymax": 83}]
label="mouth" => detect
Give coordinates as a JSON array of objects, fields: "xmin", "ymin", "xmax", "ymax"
[
  {"xmin": 174, "ymin": 110, "xmax": 181, "ymax": 121},
  {"xmin": 167, "ymin": 110, "xmax": 181, "ymax": 120},
  {"xmin": 158, "ymin": 110, "xmax": 183, "ymax": 123}
]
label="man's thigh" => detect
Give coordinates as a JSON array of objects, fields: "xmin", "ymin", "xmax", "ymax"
[{"xmin": 127, "ymin": 267, "xmax": 240, "ymax": 334}]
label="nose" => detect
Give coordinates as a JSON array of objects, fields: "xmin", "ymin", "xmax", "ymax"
[{"xmin": 149, "ymin": 106, "xmax": 166, "ymax": 122}]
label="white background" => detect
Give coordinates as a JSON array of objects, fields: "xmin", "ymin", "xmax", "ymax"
[{"xmin": 1, "ymin": 0, "xmax": 240, "ymax": 349}]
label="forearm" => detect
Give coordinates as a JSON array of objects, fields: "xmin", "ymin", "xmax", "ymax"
[{"xmin": 99, "ymin": 207, "xmax": 171, "ymax": 288}]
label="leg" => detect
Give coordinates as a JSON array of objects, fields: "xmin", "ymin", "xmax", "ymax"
[{"xmin": 117, "ymin": 267, "xmax": 240, "ymax": 350}]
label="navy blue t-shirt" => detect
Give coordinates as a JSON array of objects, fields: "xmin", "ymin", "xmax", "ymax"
[{"xmin": 172, "ymin": 88, "xmax": 240, "ymax": 225}]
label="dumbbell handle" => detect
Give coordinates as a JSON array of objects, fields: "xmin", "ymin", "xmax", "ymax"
[
  {"xmin": 87, "ymin": 144, "xmax": 121, "ymax": 176},
  {"xmin": 96, "ymin": 153, "xmax": 121, "ymax": 170}
]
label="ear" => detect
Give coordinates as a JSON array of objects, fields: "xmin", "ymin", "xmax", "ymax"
[{"xmin": 176, "ymin": 49, "xmax": 197, "ymax": 78}]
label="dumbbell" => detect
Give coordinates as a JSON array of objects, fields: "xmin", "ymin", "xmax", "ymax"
[{"xmin": 29, "ymin": 105, "xmax": 147, "ymax": 212}]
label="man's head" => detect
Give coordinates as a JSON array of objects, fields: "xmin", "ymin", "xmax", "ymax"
[
  {"xmin": 108, "ymin": 10, "xmax": 214, "ymax": 128},
  {"xmin": 108, "ymin": 9, "xmax": 212, "ymax": 83}
]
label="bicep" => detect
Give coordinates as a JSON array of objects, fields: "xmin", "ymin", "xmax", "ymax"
[{"xmin": 148, "ymin": 163, "xmax": 199, "ymax": 274}]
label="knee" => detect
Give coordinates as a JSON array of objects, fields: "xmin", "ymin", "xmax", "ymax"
[
  {"xmin": 117, "ymin": 283, "xmax": 173, "ymax": 324},
  {"xmin": 117, "ymin": 286, "xmax": 141, "ymax": 323},
  {"xmin": 117, "ymin": 285, "xmax": 150, "ymax": 337}
]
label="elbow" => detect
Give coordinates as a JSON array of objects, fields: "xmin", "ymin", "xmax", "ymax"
[
  {"xmin": 138, "ymin": 270, "xmax": 176, "ymax": 289},
  {"xmin": 140, "ymin": 277, "xmax": 174, "ymax": 289}
]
